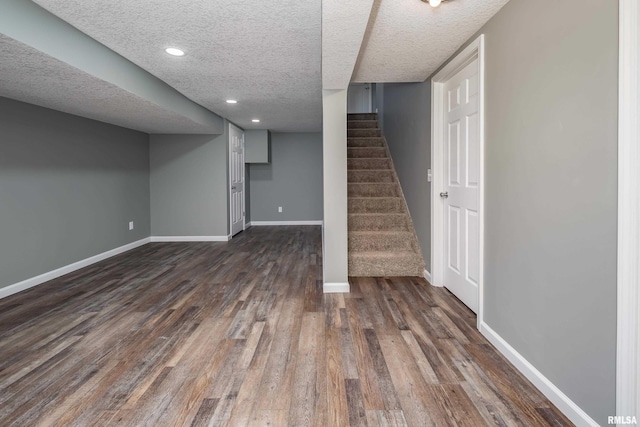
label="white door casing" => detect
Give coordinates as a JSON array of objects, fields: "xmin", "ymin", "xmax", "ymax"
[
  {"xmin": 347, "ymin": 83, "xmax": 372, "ymax": 113},
  {"xmin": 617, "ymin": 0, "xmax": 640, "ymax": 420},
  {"xmin": 229, "ymin": 123, "xmax": 245, "ymax": 237},
  {"xmin": 432, "ymin": 35, "xmax": 485, "ymax": 324}
]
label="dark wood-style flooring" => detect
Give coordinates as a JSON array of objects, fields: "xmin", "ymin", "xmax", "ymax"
[{"xmin": 0, "ymin": 226, "xmax": 572, "ymax": 426}]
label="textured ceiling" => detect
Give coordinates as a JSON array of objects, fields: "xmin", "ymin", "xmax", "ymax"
[
  {"xmin": 0, "ymin": 34, "xmax": 215, "ymax": 134},
  {"xmin": 352, "ymin": 0, "xmax": 511, "ymax": 82},
  {"xmin": 34, "ymin": 0, "xmax": 322, "ymax": 132},
  {"xmin": 4, "ymin": 0, "xmax": 510, "ymax": 134}
]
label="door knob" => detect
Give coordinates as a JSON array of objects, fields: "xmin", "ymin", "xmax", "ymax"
[{"xmin": 440, "ymin": 192, "xmax": 448, "ymax": 198}]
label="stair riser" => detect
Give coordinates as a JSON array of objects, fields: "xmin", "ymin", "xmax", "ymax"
[
  {"xmin": 348, "ymin": 254, "xmax": 425, "ymax": 277},
  {"xmin": 349, "ymin": 235, "xmax": 415, "ymax": 252},
  {"xmin": 349, "ymin": 215, "xmax": 408, "ymax": 231},
  {"xmin": 349, "ymin": 184, "xmax": 398, "ymax": 197},
  {"xmin": 347, "ymin": 138, "xmax": 385, "ymax": 148},
  {"xmin": 347, "ymin": 120, "xmax": 379, "ymax": 129},
  {"xmin": 348, "ymin": 198, "xmax": 405, "ymax": 214},
  {"xmin": 348, "ymin": 129, "xmax": 381, "ymax": 138},
  {"xmin": 347, "ymin": 148, "xmax": 387, "ymax": 158},
  {"xmin": 348, "ymin": 170, "xmax": 395, "ymax": 183},
  {"xmin": 348, "ymin": 158, "xmax": 392, "ymax": 170},
  {"xmin": 348, "ymin": 113, "xmax": 378, "ymax": 121}
]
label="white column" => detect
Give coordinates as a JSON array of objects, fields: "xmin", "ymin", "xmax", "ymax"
[{"xmin": 322, "ymin": 89, "xmax": 349, "ymax": 293}]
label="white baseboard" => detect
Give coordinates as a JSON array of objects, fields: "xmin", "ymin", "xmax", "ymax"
[
  {"xmin": 249, "ymin": 221, "xmax": 323, "ymax": 226},
  {"xmin": 423, "ymin": 269, "xmax": 432, "ymax": 283},
  {"xmin": 0, "ymin": 237, "xmax": 151, "ymax": 300},
  {"xmin": 479, "ymin": 322, "xmax": 598, "ymax": 427},
  {"xmin": 323, "ymin": 282, "xmax": 350, "ymax": 293},
  {"xmin": 150, "ymin": 236, "xmax": 229, "ymax": 242}
]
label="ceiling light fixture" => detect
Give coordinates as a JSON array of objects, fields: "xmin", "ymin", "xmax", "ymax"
[
  {"xmin": 165, "ymin": 47, "xmax": 185, "ymax": 56},
  {"xmin": 252, "ymin": 119, "xmax": 260, "ymax": 123},
  {"xmin": 421, "ymin": 0, "xmax": 445, "ymax": 7},
  {"xmin": 226, "ymin": 99, "xmax": 238, "ymax": 104}
]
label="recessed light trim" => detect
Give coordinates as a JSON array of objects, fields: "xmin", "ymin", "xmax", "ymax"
[
  {"xmin": 165, "ymin": 47, "xmax": 185, "ymax": 56},
  {"xmin": 226, "ymin": 99, "xmax": 238, "ymax": 104},
  {"xmin": 252, "ymin": 119, "xmax": 260, "ymax": 123}
]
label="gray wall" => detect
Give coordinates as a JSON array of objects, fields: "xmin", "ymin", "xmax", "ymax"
[
  {"xmin": 249, "ymin": 132, "xmax": 323, "ymax": 222},
  {"xmin": 150, "ymin": 130, "xmax": 229, "ymax": 237},
  {"xmin": 478, "ymin": 0, "xmax": 618, "ymax": 423},
  {"xmin": 382, "ymin": 0, "xmax": 618, "ymax": 423},
  {"xmin": 0, "ymin": 97, "xmax": 150, "ymax": 289},
  {"xmin": 381, "ymin": 82, "xmax": 431, "ymax": 270}
]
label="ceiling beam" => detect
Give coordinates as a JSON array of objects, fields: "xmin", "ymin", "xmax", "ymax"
[
  {"xmin": 322, "ymin": 0, "xmax": 376, "ymax": 90},
  {"xmin": 0, "ymin": 0, "xmax": 223, "ymax": 134}
]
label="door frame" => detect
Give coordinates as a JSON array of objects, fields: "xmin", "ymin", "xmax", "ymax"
[
  {"xmin": 228, "ymin": 123, "xmax": 245, "ymax": 238},
  {"xmin": 617, "ymin": 0, "xmax": 640, "ymax": 419},
  {"xmin": 430, "ymin": 34, "xmax": 485, "ymax": 327}
]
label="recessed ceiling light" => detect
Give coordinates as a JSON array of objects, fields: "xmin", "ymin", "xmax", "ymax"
[
  {"xmin": 252, "ymin": 119, "xmax": 260, "ymax": 123},
  {"xmin": 226, "ymin": 99, "xmax": 238, "ymax": 104},
  {"xmin": 429, "ymin": 0, "xmax": 441, "ymax": 7},
  {"xmin": 165, "ymin": 47, "xmax": 185, "ymax": 56}
]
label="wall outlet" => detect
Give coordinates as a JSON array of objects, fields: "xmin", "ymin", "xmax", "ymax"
[
  {"xmin": 278, "ymin": 206, "xmax": 283, "ymax": 213},
  {"xmin": 129, "ymin": 221, "xmax": 134, "ymax": 230}
]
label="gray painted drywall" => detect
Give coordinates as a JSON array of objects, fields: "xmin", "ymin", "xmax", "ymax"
[
  {"xmin": 0, "ymin": 97, "xmax": 150, "ymax": 290},
  {"xmin": 249, "ymin": 132, "xmax": 323, "ymax": 222},
  {"xmin": 150, "ymin": 131, "xmax": 229, "ymax": 237},
  {"xmin": 0, "ymin": 0, "xmax": 223, "ymax": 133},
  {"xmin": 434, "ymin": 0, "xmax": 617, "ymax": 423},
  {"xmin": 381, "ymin": 82, "xmax": 431, "ymax": 271}
]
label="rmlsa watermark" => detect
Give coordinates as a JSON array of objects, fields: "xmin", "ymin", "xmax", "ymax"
[{"xmin": 608, "ymin": 415, "xmax": 638, "ymax": 425}]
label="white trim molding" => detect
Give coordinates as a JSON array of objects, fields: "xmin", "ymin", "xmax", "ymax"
[
  {"xmin": 423, "ymin": 269, "xmax": 432, "ymax": 283},
  {"xmin": 249, "ymin": 220, "xmax": 324, "ymax": 226},
  {"xmin": 430, "ymin": 34, "xmax": 485, "ymax": 327},
  {"xmin": 617, "ymin": 0, "xmax": 640, "ymax": 420},
  {"xmin": 150, "ymin": 236, "xmax": 230, "ymax": 242},
  {"xmin": 0, "ymin": 238, "xmax": 150, "ymax": 300},
  {"xmin": 323, "ymin": 282, "xmax": 350, "ymax": 293},
  {"xmin": 480, "ymin": 323, "xmax": 599, "ymax": 427}
]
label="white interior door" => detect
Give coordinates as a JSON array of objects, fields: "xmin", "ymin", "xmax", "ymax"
[
  {"xmin": 347, "ymin": 84, "xmax": 371, "ymax": 113},
  {"xmin": 442, "ymin": 59, "xmax": 480, "ymax": 313},
  {"xmin": 229, "ymin": 124, "xmax": 245, "ymax": 237}
]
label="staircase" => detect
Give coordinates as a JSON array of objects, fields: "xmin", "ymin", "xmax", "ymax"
[{"xmin": 347, "ymin": 113, "xmax": 426, "ymax": 277}]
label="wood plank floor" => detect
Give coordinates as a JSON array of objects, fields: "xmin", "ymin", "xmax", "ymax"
[{"xmin": 0, "ymin": 226, "xmax": 573, "ymax": 426}]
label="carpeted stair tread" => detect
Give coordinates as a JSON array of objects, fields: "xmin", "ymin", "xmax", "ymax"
[
  {"xmin": 348, "ymin": 113, "xmax": 378, "ymax": 121},
  {"xmin": 348, "ymin": 251, "xmax": 425, "ymax": 277},
  {"xmin": 347, "ymin": 138, "xmax": 385, "ymax": 148},
  {"xmin": 347, "ymin": 120, "xmax": 379, "ymax": 129},
  {"xmin": 348, "ymin": 170, "xmax": 395, "ymax": 183},
  {"xmin": 348, "ymin": 129, "xmax": 381, "ymax": 138},
  {"xmin": 348, "ymin": 183, "xmax": 398, "ymax": 197},
  {"xmin": 349, "ymin": 231, "xmax": 417, "ymax": 252},
  {"xmin": 347, "ymin": 147, "xmax": 388, "ymax": 158},
  {"xmin": 348, "ymin": 197, "xmax": 405, "ymax": 214},
  {"xmin": 348, "ymin": 158, "xmax": 393, "ymax": 170},
  {"xmin": 349, "ymin": 213, "xmax": 409, "ymax": 231}
]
